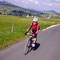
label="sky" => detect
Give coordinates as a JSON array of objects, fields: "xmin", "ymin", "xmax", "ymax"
[{"xmin": 0, "ymin": 0, "xmax": 60, "ymax": 12}]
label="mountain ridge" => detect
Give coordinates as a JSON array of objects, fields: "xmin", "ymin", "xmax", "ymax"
[
  {"xmin": 42, "ymin": 10, "xmax": 58, "ymax": 14},
  {"xmin": 0, "ymin": 1, "xmax": 59, "ymax": 16}
]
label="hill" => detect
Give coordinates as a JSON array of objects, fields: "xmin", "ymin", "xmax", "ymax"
[
  {"xmin": 42, "ymin": 10, "xmax": 58, "ymax": 14},
  {"xmin": 0, "ymin": 1, "xmax": 43, "ymax": 16}
]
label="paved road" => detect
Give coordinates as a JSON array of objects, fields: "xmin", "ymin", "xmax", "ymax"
[{"xmin": 0, "ymin": 25, "xmax": 60, "ymax": 60}]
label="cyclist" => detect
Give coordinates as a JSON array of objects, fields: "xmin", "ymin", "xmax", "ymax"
[{"xmin": 25, "ymin": 18, "xmax": 40, "ymax": 47}]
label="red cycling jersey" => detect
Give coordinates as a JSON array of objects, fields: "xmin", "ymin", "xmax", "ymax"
[{"xmin": 26, "ymin": 22, "xmax": 40, "ymax": 35}]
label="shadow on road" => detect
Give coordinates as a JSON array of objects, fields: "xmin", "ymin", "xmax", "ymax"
[
  {"xmin": 24, "ymin": 43, "xmax": 40, "ymax": 55},
  {"xmin": 33, "ymin": 43, "xmax": 40, "ymax": 51}
]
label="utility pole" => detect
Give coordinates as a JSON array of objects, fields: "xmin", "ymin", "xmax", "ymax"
[{"xmin": 11, "ymin": 22, "xmax": 14, "ymax": 32}]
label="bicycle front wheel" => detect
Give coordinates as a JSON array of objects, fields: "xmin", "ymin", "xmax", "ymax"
[{"xmin": 24, "ymin": 38, "xmax": 31, "ymax": 55}]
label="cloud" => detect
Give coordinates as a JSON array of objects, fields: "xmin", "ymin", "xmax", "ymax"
[
  {"xmin": 14, "ymin": 0, "xmax": 39, "ymax": 5},
  {"xmin": 40, "ymin": 0, "xmax": 60, "ymax": 7},
  {"xmin": 55, "ymin": 0, "xmax": 60, "ymax": 2},
  {"xmin": 49, "ymin": 3, "xmax": 53, "ymax": 6},
  {"xmin": 0, "ymin": 0, "xmax": 3, "ymax": 1}
]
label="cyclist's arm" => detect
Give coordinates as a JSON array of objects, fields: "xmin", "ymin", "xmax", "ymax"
[
  {"xmin": 36, "ymin": 24, "xmax": 40, "ymax": 35},
  {"xmin": 26, "ymin": 24, "xmax": 32, "ymax": 33}
]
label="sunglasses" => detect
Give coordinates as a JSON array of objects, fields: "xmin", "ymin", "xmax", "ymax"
[{"xmin": 33, "ymin": 21, "xmax": 37, "ymax": 23}]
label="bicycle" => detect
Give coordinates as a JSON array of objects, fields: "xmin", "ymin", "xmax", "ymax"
[{"xmin": 24, "ymin": 33, "xmax": 36, "ymax": 55}]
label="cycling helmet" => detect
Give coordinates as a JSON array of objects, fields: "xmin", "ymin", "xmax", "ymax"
[{"xmin": 33, "ymin": 18, "xmax": 38, "ymax": 22}]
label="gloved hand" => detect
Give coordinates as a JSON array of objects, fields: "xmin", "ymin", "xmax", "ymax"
[{"xmin": 25, "ymin": 32, "xmax": 27, "ymax": 36}]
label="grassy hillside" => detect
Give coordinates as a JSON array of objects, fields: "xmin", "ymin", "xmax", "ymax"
[{"xmin": 0, "ymin": 15, "xmax": 60, "ymax": 50}]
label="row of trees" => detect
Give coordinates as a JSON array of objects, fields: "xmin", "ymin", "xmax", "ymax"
[
  {"xmin": 0, "ymin": 10, "xmax": 44, "ymax": 17},
  {"xmin": 0, "ymin": 10, "xmax": 60, "ymax": 19}
]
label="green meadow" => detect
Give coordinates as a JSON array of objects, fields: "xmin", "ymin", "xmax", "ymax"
[{"xmin": 0, "ymin": 15, "xmax": 60, "ymax": 50}]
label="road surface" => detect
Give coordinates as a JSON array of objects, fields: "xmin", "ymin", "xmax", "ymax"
[{"xmin": 0, "ymin": 25, "xmax": 60, "ymax": 60}]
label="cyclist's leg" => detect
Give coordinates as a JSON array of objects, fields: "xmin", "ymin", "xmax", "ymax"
[
  {"xmin": 35, "ymin": 35, "xmax": 37, "ymax": 43},
  {"xmin": 33, "ymin": 34, "xmax": 37, "ymax": 43},
  {"xmin": 32, "ymin": 35, "xmax": 37, "ymax": 49}
]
